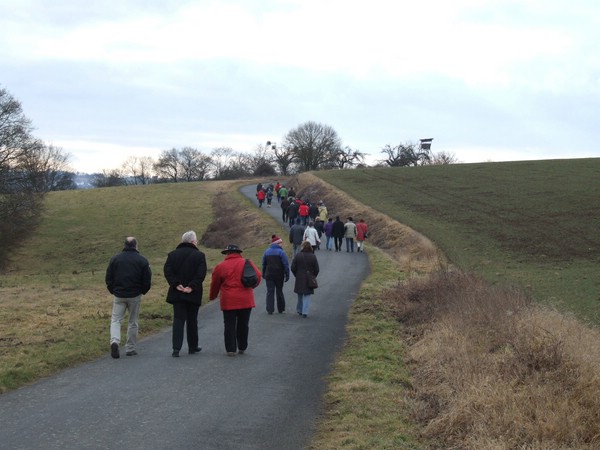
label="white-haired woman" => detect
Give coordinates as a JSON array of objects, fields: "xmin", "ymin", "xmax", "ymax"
[{"xmin": 164, "ymin": 231, "xmax": 207, "ymax": 357}]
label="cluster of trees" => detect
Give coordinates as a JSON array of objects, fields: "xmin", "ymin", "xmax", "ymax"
[
  {"xmin": 0, "ymin": 88, "xmax": 75, "ymax": 267},
  {"xmin": 92, "ymin": 122, "xmax": 370, "ymax": 187},
  {"xmin": 93, "ymin": 121, "xmax": 456, "ymax": 187}
]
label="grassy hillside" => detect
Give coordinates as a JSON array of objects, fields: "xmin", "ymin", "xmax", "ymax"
[
  {"xmin": 0, "ymin": 180, "xmax": 274, "ymax": 392},
  {"xmin": 316, "ymin": 159, "xmax": 600, "ymax": 324}
]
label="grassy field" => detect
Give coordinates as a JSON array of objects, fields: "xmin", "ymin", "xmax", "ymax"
[{"xmin": 316, "ymin": 158, "xmax": 600, "ymax": 325}]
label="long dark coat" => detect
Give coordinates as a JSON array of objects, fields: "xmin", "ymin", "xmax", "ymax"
[
  {"xmin": 164, "ymin": 242, "xmax": 207, "ymax": 305},
  {"xmin": 291, "ymin": 249, "xmax": 320, "ymax": 295}
]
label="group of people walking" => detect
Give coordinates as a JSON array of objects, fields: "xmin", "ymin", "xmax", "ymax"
[
  {"xmin": 105, "ymin": 181, "xmax": 369, "ymax": 360},
  {"xmin": 105, "ymin": 230, "xmax": 321, "ymax": 360},
  {"xmin": 106, "ymin": 232, "xmax": 263, "ymax": 358},
  {"xmin": 256, "ymin": 181, "xmax": 369, "ymax": 254}
]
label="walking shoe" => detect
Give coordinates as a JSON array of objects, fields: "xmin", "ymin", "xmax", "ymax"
[
  {"xmin": 302, "ymin": 314, "xmax": 308, "ymax": 318},
  {"xmin": 125, "ymin": 350, "xmax": 138, "ymax": 356},
  {"xmin": 172, "ymin": 350, "xmax": 180, "ymax": 357},
  {"xmin": 111, "ymin": 342, "xmax": 120, "ymax": 359},
  {"xmin": 188, "ymin": 347, "xmax": 202, "ymax": 354},
  {"xmin": 238, "ymin": 350, "xmax": 245, "ymax": 355},
  {"xmin": 226, "ymin": 352, "xmax": 236, "ymax": 357}
]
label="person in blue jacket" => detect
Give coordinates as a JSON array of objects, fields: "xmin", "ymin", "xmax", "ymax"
[{"xmin": 261, "ymin": 235, "xmax": 290, "ymax": 314}]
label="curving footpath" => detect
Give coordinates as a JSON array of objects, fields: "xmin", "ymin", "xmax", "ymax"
[{"xmin": 0, "ymin": 184, "xmax": 370, "ymax": 450}]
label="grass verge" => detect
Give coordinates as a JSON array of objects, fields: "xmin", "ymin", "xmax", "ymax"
[{"xmin": 309, "ymin": 245, "xmax": 419, "ymax": 449}]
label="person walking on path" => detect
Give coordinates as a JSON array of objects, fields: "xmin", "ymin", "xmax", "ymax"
[
  {"xmin": 323, "ymin": 217, "xmax": 334, "ymax": 251},
  {"xmin": 298, "ymin": 201, "xmax": 310, "ymax": 226},
  {"xmin": 332, "ymin": 216, "xmax": 345, "ymax": 252},
  {"xmin": 209, "ymin": 244, "xmax": 262, "ymax": 356},
  {"xmin": 106, "ymin": 237, "xmax": 152, "ymax": 359},
  {"xmin": 280, "ymin": 196, "xmax": 290, "ymax": 223},
  {"xmin": 289, "ymin": 217, "xmax": 306, "ymax": 255},
  {"xmin": 318, "ymin": 201, "xmax": 328, "ymax": 222},
  {"xmin": 314, "ymin": 217, "xmax": 324, "ymax": 250},
  {"xmin": 303, "ymin": 221, "xmax": 321, "ymax": 251},
  {"xmin": 278, "ymin": 185, "xmax": 288, "ymax": 203},
  {"xmin": 344, "ymin": 217, "xmax": 357, "ymax": 253},
  {"xmin": 356, "ymin": 218, "xmax": 369, "ymax": 253},
  {"xmin": 262, "ymin": 235, "xmax": 290, "ymax": 314},
  {"xmin": 308, "ymin": 201, "xmax": 319, "ymax": 222},
  {"xmin": 291, "ymin": 241, "xmax": 320, "ymax": 318},
  {"xmin": 256, "ymin": 189, "xmax": 266, "ymax": 208},
  {"xmin": 287, "ymin": 200, "xmax": 299, "ymax": 227},
  {"xmin": 163, "ymin": 230, "xmax": 207, "ymax": 357}
]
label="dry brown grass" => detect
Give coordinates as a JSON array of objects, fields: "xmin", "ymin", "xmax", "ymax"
[
  {"xmin": 200, "ymin": 188, "xmax": 274, "ymax": 251},
  {"xmin": 292, "ymin": 173, "xmax": 445, "ymax": 274},
  {"xmin": 387, "ymin": 270, "xmax": 600, "ymax": 449}
]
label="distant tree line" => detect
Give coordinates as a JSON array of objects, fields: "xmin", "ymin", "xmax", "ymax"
[{"xmin": 93, "ymin": 121, "xmax": 456, "ymax": 188}]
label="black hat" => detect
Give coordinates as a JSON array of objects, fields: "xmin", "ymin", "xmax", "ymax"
[{"xmin": 221, "ymin": 244, "xmax": 243, "ymax": 254}]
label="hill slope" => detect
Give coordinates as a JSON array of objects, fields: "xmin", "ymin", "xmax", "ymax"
[{"xmin": 316, "ymin": 158, "xmax": 600, "ymax": 324}]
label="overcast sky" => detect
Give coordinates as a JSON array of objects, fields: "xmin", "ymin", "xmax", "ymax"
[{"xmin": 1, "ymin": 0, "xmax": 598, "ymax": 173}]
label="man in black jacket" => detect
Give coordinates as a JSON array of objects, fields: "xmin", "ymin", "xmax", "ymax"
[
  {"xmin": 332, "ymin": 216, "xmax": 345, "ymax": 252},
  {"xmin": 106, "ymin": 237, "xmax": 152, "ymax": 359}
]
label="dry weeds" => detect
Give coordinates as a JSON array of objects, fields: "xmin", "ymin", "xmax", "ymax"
[
  {"xmin": 388, "ymin": 270, "xmax": 600, "ymax": 449},
  {"xmin": 200, "ymin": 188, "xmax": 274, "ymax": 251}
]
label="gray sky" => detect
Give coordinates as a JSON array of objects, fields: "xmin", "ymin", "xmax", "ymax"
[{"xmin": 1, "ymin": 0, "xmax": 598, "ymax": 173}]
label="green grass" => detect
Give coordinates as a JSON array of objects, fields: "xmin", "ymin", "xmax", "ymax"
[
  {"xmin": 310, "ymin": 246, "xmax": 418, "ymax": 449},
  {"xmin": 316, "ymin": 159, "xmax": 600, "ymax": 324}
]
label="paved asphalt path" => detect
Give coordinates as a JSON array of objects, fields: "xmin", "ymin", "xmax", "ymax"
[{"xmin": 0, "ymin": 185, "xmax": 370, "ymax": 450}]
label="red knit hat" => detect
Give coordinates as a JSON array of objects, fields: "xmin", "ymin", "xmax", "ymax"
[{"xmin": 271, "ymin": 235, "xmax": 283, "ymax": 245}]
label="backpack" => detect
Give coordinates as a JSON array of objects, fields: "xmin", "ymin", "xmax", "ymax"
[{"xmin": 241, "ymin": 259, "xmax": 259, "ymax": 288}]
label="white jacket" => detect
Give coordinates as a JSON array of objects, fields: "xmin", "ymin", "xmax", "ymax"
[{"xmin": 303, "ymin": 226, "xmax": 321, "ymax": 246}]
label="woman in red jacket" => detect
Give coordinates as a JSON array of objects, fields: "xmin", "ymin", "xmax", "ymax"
[
  {"xmin": 356, "ymin": 218, "xmax": 369, "ymax": 253},
  {"xmin": 209, "ymin": 245, "xmax": 262, "ymax": 356}
]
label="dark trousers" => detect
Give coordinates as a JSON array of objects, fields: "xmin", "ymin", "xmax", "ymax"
[
  {"xmin": 266, "ymin": 278, "xmax": 286, "ymax": 313},
  {"xmin": 223, "ymin": 308, "xmax": 252, "ymax": 353},
  {"xmin": 334, "ymin": 236, "xmax": 343, "ymax": 251},
  {"xmin": 172, "ymin": 302, "xmax": 200, "ymax": 351},
  {"xmin": 346, "ymin": 237, "xmax": 355, "ymax": 252}
]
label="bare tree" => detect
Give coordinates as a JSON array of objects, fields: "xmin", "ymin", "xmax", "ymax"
[
  {"xmin": 283, "ymin": 121, "xmax": 343, "ymax": 172},
  {"xmin": 0, "ymin": 88, "xmax": 49, "ymax": 266},
  {"xmin": 429, "ymin": 151, "xmax": 459, "ymax": 165},
  {"xmin": 334, "ymin": 146, "xmax": 366, "ymax": 169},
  {"xmin": 122, "ymin": 156, "xmax": 154, "ymax": 185},
  {"xmin": 220, "ymin": 152, "xmax": 254, "ymax": 180},
  {"xmin": 154, "ymin": 148, "xmax": 180, "ymax": 182},
  {"xmin": 269, "ymin": 142, "xmax": 295, "ymax": 176},
  {"xmin": 209, "ymin": 147, "xmax": 234, "ymax": 180},
  {"xmin": 179, "ymin": 147, "xmax": 212, "ymax": 181},
  {"xmin": 20, "ymin": 143, "xmax": 76, "ymax": 191},
  {"xmin": 380, "ymin": 142, "xmax": 431, "ymax": 167}
]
